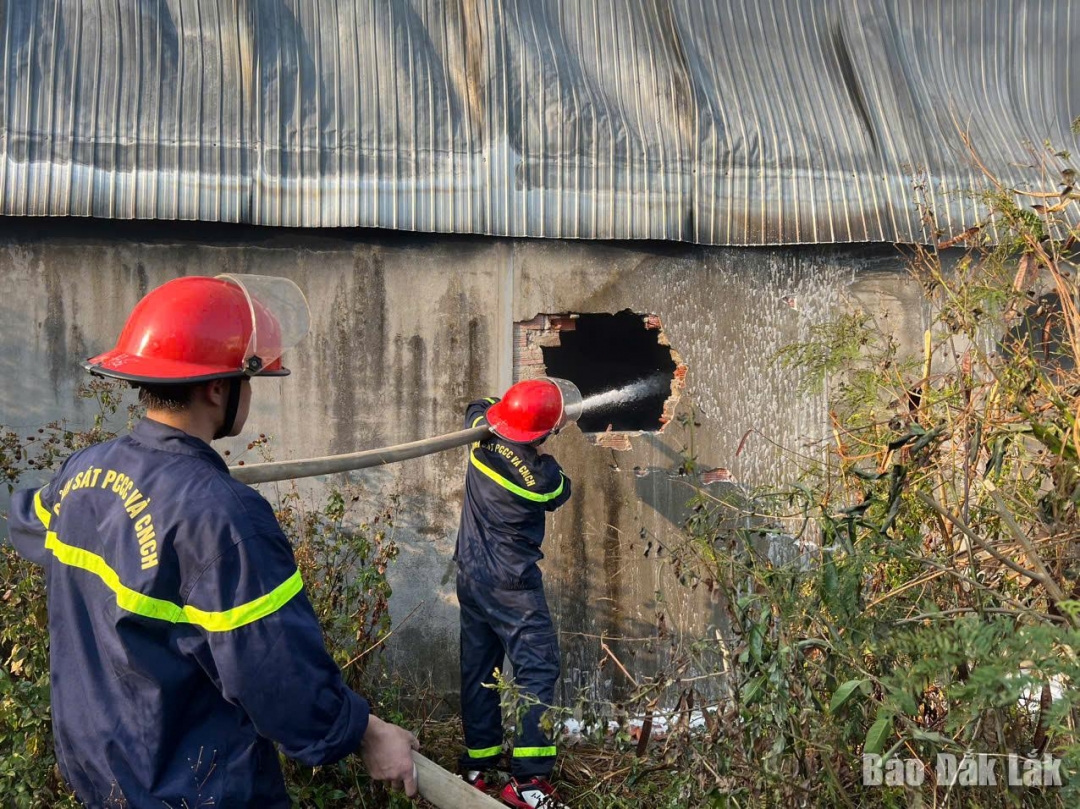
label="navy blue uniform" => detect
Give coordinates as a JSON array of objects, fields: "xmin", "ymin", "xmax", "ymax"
[
  {"xmin": 5, "ymin": 418, "xmax": 369, "ymax": 808},
  {"xmin": 455, "ymin": 398, "xmax": 571, "ymax": 779}
]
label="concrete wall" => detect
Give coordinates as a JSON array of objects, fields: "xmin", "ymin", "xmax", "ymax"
[{"xmin": 0, "ymin": 219, "xmax": 927, "ymax": 704}]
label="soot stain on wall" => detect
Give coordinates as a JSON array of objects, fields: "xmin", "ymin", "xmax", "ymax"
[
  {"xmin": 41, "ymin": 252, "xmax": 70, "ymax": 398},
  {"xmin": 324, "ymin": 251, "xmax": 388, "ymax": 453}
]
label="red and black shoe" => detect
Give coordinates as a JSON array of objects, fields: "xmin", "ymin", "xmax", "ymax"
[
  {"xmin": 464, "ymin": 769, "xmax": 510, "ymax": 793},
  {"xmin": 500, "ymin": 777, "xmax": 567, "ymax": 808},
  {"xmin": 464, "ymin": 770, "xmax": 490, "ymax": 792}
]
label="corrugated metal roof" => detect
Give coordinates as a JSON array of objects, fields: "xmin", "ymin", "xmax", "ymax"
[{"xmin": 0, "ymin": 0, "xmax": 1076, "ymax": 245}]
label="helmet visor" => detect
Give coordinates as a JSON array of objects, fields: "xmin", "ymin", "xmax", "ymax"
[
  {"xmin": 217, "ymin": 274, "xmax": 311, "ymax": 374},
  {"xmin": 539, "ymin": 377, "xmax": 583, "ymax": 430}
]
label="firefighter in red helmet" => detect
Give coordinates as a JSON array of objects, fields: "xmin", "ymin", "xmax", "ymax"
[
  {"xmin": 7, "ymin": 275, "xmax": 419, "ymax": 808},
  {"xmin": 455, "ymin": 378, "xmax": 577, "ymax": 808}
]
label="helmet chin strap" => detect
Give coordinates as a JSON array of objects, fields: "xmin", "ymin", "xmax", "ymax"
[{"xmin": 214, "ymin": 378, "xmax": 243, "ymax": 440}]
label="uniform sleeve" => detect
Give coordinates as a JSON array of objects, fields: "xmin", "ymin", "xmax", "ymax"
[
  {"xmin": 184, "ymin": 500, "xmax": 369, "ymax": 766},
  {"xmin": 464, "ymin": 397, "xmax": 499, "ymax": 430},
  {"xmin": 540, "ymin": 456, "xmax": 572, "ymax": 512},
  {"xmin": 6, "ymin": 473, "xmax": 65, "ymax": 566}
]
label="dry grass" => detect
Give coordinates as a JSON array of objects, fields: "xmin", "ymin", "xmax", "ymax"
[{"xmin": 412, "ymin": 716, "xmax": 678, "ymax": 807}]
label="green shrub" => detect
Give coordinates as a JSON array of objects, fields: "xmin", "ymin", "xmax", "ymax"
[
  {"xmin": 584, "ymin": 172, "xmax": 1080, "ymax": 807},
  {"xmin": 0, "ymin": 545, "xmax": 79, "ymax": 808},
  {"xmin": 1, "ymin": 382, "xmax": 126, "ymax": 808},
  {"xmin": 275, "ymin": 486, "xmax": 404, "ymax": 807}
]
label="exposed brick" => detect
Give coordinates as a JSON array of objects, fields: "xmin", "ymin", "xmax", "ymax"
[
  {"xmin": 701, "ymin": 467, "xmax": 734, "ymax": 484},
  {"xmin": 589, "ymin": 431, "xmax": 633, "ymax": 451}
]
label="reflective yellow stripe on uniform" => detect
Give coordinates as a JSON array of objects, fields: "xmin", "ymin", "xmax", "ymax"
[
  {"xmin": 471, "ymin": 415, "xmax": 488, "ymax": 448},
  {"xmin": 513, "ymin": 746, "xmax": 557, "ymax": 758},
  {"xmin": 33, "ymin": 489, "xmax": 303, "ymax": 632},
  {"xmin": 467, "ymin": 745, "xmax": 503, "ymax": 759},
  {"xmin": 469, "ymin": 452, "xmax": 565, "ymax": 503}
]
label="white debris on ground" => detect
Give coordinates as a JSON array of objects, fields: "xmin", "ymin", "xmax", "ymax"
[{"xmin": 559, "ymin": 706, "xmax": 717, "ymax": 744}]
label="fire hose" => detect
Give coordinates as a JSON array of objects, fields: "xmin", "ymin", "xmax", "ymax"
[
  {"xmin": 230, "ymin": 377, "xmax": 583, "ymax": 485},
  {"xmin": 229, "ymin": 425, "xmax": 492, "ymax": 484},
  {"xmin": 411, "ymin": 752, "xmax": 505, "ymax": 808}
]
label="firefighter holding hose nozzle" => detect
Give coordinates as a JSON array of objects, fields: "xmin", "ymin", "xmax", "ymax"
[{"xmin": 455, "ymin": 378, "xmax": 581, "ymax": 808}]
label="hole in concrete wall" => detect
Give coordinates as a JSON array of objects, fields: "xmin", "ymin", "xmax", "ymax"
[{"xmin": 515, "ymin": 310, "xmax": 684, "ymax": 438}]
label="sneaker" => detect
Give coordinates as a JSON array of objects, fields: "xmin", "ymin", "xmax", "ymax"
[
  {"xmin": 463, "ymin": 770, "xmax": 489, "ymax": 792},
  {"xmin": 500, "ymin": 776, "xmax": 566, "ymax": 808},
  {"xmin": 464, "ymin": 769, "xmax": 512, "ymax": 791}
]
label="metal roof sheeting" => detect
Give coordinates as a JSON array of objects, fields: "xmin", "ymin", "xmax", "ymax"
[{"xmin": 0, "ymin": 0, "xmax": 1077, "ymax": 245}]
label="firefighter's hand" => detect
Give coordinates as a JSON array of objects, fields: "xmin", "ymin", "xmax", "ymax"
[{"xmin": 360, "ymin": 714, "xmax": 420, "ymax": 797}]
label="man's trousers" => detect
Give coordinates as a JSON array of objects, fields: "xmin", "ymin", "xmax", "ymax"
[{"xmin": 457, "ymin": 571, "xmax": 560, "ymax": 779}]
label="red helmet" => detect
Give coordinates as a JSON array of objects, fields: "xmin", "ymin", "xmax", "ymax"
[
  {"xmin": 84, "ymin": 275, "xmax": 309, "ymax": 384},
  {"xmin": 487, "ymin": 378, "xmax": 575, "ymax": 443}
]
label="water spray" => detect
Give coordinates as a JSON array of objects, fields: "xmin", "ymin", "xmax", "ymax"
[{"xmin": 576, "ymin": 372, "xmax": 669, "ymax": 416}]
